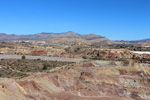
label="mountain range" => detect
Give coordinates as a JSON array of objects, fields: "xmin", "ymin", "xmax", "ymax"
[
  {"xmin": 0, "ymin": 31, "xmax": 106, "ymax": 41},
  {"xmin": 0, "ymin": 31, "xmax": 149, "ymax": 43},
  {"xmin": 130, "ymin": 39, "xmax": 150, "ymax": 43}
]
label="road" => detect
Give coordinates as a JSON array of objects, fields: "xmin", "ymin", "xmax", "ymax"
[
  {"xmin": 0, "ymin": 54, "xmax": 149, "ymax": 66},
  {"xmin": 0, "ymin": 55, "xmax": 88, "ymax": 62}
]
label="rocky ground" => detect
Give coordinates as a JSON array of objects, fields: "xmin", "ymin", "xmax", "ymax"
[{"xmin": 0, "ymin": 60, "xmax": 149, "ymax": 100}]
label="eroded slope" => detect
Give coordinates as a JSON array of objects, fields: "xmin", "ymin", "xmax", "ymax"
[{"xmin": 0, "ymin": 61, "xmax": 150, "ymax": 100}]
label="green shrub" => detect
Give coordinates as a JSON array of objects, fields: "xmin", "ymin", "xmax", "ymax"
[
  {"xmin": 42, "ymin": 64, "xmax": 48, "ymax": 70},
  {"xmin": 37, "ymin": 58, "xmax": 41, "ymax": 60},
  {"xmin": 82, "ymin": 56, "xmax": 87, "ymax": 59},
  {"xmin": 16, "ymin": 72, "xmax": 29, "ymax": 78},
  {"xmin": 21, "ymin": 55, "xmax": 26, "ymax": 59}
]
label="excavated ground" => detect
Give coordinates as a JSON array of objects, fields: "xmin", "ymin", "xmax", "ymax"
[{"xmin": 0, "ymin": 60, "xmax": 149, "ymax": 100}]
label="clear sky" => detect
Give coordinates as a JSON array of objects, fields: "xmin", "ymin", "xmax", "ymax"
[{"xmin": 0, "ymin": 0, "xmax": 150, "ymax": 40}]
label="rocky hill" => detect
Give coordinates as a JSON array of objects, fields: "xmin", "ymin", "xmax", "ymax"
[{"xmin": 0, "ymin": 31, "xmax": 106, "ymax": 41}]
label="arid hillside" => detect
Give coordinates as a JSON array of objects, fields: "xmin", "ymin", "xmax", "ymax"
[
  {"xmin": 0, "ymin": 59, "xmax": 74, "ymax": 78},
  {"xmin": 0, "ymin": 61, "xmax": 149, "ymax": 100}
]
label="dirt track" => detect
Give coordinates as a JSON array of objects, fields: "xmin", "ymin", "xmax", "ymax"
[{"xmin": 0, "ymin": 54, "xmax": 88, "ymax": 62}]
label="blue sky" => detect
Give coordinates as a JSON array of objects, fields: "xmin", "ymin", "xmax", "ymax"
[{"xmin": 0, "ymin": 0, "xmax": 150, "ymax": 40}]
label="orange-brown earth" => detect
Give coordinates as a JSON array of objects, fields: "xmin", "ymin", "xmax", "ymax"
[{"xmin": 0, "ymin": 60, "xmax": 150, "ymax": 100}]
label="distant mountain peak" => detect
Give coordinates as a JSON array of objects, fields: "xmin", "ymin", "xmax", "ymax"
[
  {"xmin": 67, "ymin": 31, "xmax": 74, "ymax": 33},
  {"xmin": 62, "ymin": 31, "xmax": 79, "ymax": 35},
  {"xmin": 59, "ymin": 31, "xmax": 80, "ymax": 38}
]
